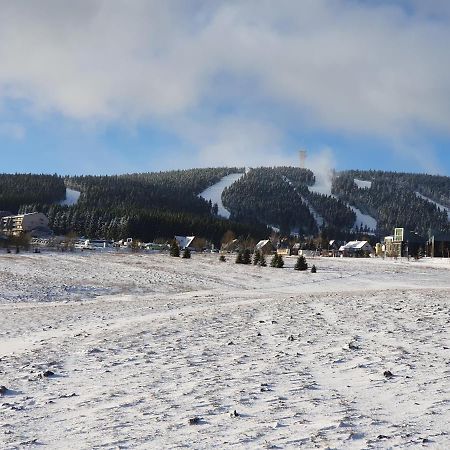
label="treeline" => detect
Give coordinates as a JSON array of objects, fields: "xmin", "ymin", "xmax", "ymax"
[
  {"xmin": 18, "ymin": 203, "xmax": 268, "ymax": 245},
  {"xmin": 332, "ymin": 170, "xmax": 450, "ymax": 235},
  {"xmin": 346, "ymin": 170, "xmax": 450, "ymax": 208},
  {"xmin": 67, "ymin": 167, "xmax": 242, "ymax": 215},
  {"xmin": 0, "ymin": 174, "xmax": 66, "ymax": 213},
  {"xmin": 222, "ymin": 167, "xmax": 317, "ymax": 235}
]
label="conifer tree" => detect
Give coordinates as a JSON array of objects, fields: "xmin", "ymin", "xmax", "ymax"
[
  {"xmin": 170, "ymin": 240, "xmax": 180, "ymax": 257},
  {"xmin": 259, "ymin": 253, "xmax": 267, "ymax": 267},
  {"xmin": 182, "ymin": 247, "xmax": 191, "ymax": 259},
  {"xmin": 270, "ymin": 254, "xmax": 279, "ymax": 267},
  {"xmin": 253, "ymin": 251, "xmax": 261, "ymax": 265},
  {"xmin": 243, "ymin": 248, "xmax": 252, "ymax": 265},
  {"xmin": 236, "ymin": 251, "xmax": 244, "ymax": 264},
  {"xmin": 295, "ymin": 255, "xmax": 308, "ymax": 271},
  {"xmin": 311, "ymin": 264, "xmax": 317, "ymax": 273}
]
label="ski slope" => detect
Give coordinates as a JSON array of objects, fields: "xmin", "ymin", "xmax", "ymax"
[
  {"xmin": 415, "ymin": 192, "xmax": 450, "ymax": 221},
  {"xmin": 58, "ymin": 188, "xmax": 81, "ymax": 206},
  {"xmin": 199, "ymin": 173, "xmax": 244, "ymax": 219}
]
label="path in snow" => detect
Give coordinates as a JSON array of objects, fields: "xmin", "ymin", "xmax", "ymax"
[
  {"xmin": 415, "ymin": 192, "xmax": 450, "ymax": 221},
  {"xmin": 199, "ymin": 173, "xmax": 244, "ymax": 219},
  {"xmin": 350, "ymin": 205, "xmax": 377, "ymax": 232},
  {"xmin": 58, "ymin": 188, "xmax": 81, "ymax": 206}
]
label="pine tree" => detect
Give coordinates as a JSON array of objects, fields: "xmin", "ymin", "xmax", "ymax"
[
  {"xmin": 294, "ymin": 255, "xmax": 308, "ymax": 271},
  {"xmin": 311, "ymin": 264, "xmax": 317, "ymax": 273},
  {"xmin": 259, "ymin": 253, "xmax": 267, "ymax": 267},
  {"xmin": 170, "ymin": 240, "xmax": 180, "ymax": 257},
  {"xmin": 277, "ymin": 255, "xmax": 284, "ymax": 268},
  {"xmin": 270, "ymin": 254, "xmax": 279, "ymax": 267},
  {"xmin": 243, "ymin": 249, "xmax": 252, "ymax": 265},
  {"xmin": 236, "ymin": 251, "xmax": 244, "ymax": 264},
  {"xmin": 182, "ymin": 247, "xmax": 191, "ymax": 259},
  {"xmin": 253, "ymin": 251, "xmax": 261, "ymax": 265}
]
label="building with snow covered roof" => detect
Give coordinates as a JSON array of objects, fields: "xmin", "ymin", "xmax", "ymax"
[
  {"xmin": 255, "ymin": 239, "xmax": 274, "ymax": 255},
  {"xmin": 339, "ymin": 240, "xmax": 373, "ymax": 257}
]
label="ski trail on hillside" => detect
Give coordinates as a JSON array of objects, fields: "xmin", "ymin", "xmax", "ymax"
[
  {"xmin": 282, "ymin": 176, "xmax": 324, "ymax": 228},
  {"xmin": 199, "ymin": 173, "xmax": 244, "ymax": 219},
  {"xmin": 59, "ymin": 188, "xmax": 81, "ymax": 206},
  {"xmin": 415, "ymin": 192, "xmax": 450, "ymax": 221},
  {"xmin": 310, "ymin": 175, "xmax": 377, "ymax": 231}
]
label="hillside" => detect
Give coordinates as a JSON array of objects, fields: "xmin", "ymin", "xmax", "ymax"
[{"xmin": 1, "ymin": 168, "xmax": 449, "ymax": 241}]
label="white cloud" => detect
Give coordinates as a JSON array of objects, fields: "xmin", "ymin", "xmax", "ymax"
[{"xmin": 0, "ymin": 0, "xmax": 449, "ymax": 163}]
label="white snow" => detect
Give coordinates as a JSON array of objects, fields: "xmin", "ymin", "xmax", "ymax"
[
  {"xmin": 0, "ymin": 252, "xmax": 449, "ymax": 448},
  {"xmin": 354, "ymin": 179, "xmax": 372, "ymax": 189},
  {"xmin": 282, "ymin": 176, "xmax": 324, "ymax": 228},
  {"xmin": 415, "ymin": 192, "xmax": 450, "ymax": 221},
  {"xmin": 350, "ymin": 205, "xmax": 378, "ymax": 232},
  {"xmin": 310, "ymin": 176, "xmax": 377, "ymax": 231},
  {"xmin": 58, "ymin": 188, "xmax": 81, "ymax": 206},
  {"xmin": 199, "ymin": 173, "xmax": 244, "ymax": 219}
]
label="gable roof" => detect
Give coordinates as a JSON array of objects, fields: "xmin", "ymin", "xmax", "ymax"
[{"xmin": 175, "ymin": 235, "xmax": 196, "ymax": 248}]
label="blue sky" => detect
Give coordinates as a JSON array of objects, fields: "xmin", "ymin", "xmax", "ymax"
[{"xmin": 1, "ymin": 0, "xmax": 450, "ymax": 176}]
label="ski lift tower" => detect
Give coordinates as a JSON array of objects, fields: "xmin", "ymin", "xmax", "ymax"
[{"xmin": 299, "ymin": 149, "xmax": 307, "ymax": 168}]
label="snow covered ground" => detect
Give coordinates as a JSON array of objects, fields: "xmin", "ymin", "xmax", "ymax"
[
  {"xmin": 58, "ymin": 188, "xmax": 81, "ymax": 206},
  {"xmin": 350, "ymin": 205, "xmax": 378, "ymax": 232},
  {"xmin": 415, "ymin": 192, "xmax": 450, "ymax": 221},
  {"xmin": 199, "ymin": 173, "xmax": 244, "ymax": 219},
  {"xmin": 1, "ymin": 252, "xmax": 449, "ymax": 449},
  {"xmin": 354, "ymin": 179, "xmax": 372, "ymax": 189}
]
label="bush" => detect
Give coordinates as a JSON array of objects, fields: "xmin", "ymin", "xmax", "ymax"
[
  {"xmin": 259, "ymin": 253, "xmax": 267, "ymax": 267},
  {"xmin": 294, "ymin": 255, "xmax": 308, "ymax": 271},
  {"xmin": 311, "ymin": 264, "xmax": 317, "ymax": 273},
  {"xmin": 170, "ymin": 240, "xmax": 180, "ymax": 257},
  {"xmin": 236, "ymin": 251, "xmax": 244, "ymax": 264},
  {"xmin": 182, "ymin": 247, "xmax": 191, "ymax": 259},
  {"xmin": 219, "ymin": 254, "xmax": 226, "ymax": 262}
]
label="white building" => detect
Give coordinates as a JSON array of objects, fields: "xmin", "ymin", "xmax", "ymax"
[
  {"xmin": 1, "ymin": 212, "xmax": 49, "ymax": 236},
  {"xmin": 339, "ymin": 240, "xmax": 373, "ymax": 257}
]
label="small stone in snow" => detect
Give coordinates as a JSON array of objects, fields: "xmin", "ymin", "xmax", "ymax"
[
  {"xmin": 288, "ymin": 335, "xmax": 295, "ymax": 342},
  {"xmin": 383, "ymin": 370, "xmax": 394, "ymax": 379},
  {"xmin": 227, "ymin": 341, "xmax": 234, "ymax": 346},
  {"xmin": 40, "ymin": 370, "xmax": 55, "ymax": 378},
  {"xmin": 0, "ymin": 385, "xmax": 8, "ymax": 395},
  {"xmin": 230, "ymin": 410, "xmax": 239, "ymax": 417},
  {"xmin": 189, "ymin": 417, "xmax": 201, "ymax": 425}
]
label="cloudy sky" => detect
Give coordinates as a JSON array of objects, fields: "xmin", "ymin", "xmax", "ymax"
[{"xmin": 1, "ymin": 0, "xmax": 450, "ymax": 175}]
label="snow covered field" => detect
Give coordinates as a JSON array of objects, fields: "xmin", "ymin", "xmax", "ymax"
[{"xmin": 1, "ymin": 252, "xmax": 449, "ymax": 449}]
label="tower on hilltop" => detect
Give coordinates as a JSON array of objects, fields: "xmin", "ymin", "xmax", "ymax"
[{"xmin": 299, "ymin": 149, "xmax": 307, "ymax": 168}]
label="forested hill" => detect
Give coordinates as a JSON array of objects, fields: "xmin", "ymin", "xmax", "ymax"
[
  {"xmin": 0, "ymin": 168, "xmax": 449, "ymax": 241},
  {"xmin": 332, "ymin": 170, "xmax": 450, "ymax": 235}
]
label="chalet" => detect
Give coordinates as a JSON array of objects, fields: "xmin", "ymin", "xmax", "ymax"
[
  {"xmin": 1, "ymin": 212, "xmax": 49, "ymax": 236},
  {"xmin": 255, "ymin": 239, "xmax": 274, "ymax": 255},
  {"xmin": 339, "ymin": 240, "xmax": 373, "ymax": 257},
  {"xmin": 221, "ymin": 238, "xmax": 241, "ymax": 253},
  {"xmin": 427, "ymin": 232, "xmax": 450, "ymax": 258}
]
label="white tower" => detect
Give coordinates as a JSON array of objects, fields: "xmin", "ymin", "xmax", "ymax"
[{"xmin": 299, "ymin": 149, "xmax": 307, "ymax": 168}]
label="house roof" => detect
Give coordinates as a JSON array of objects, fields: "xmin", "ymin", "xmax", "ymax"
[
  {"xmin": 255, "ymin": 239, "xmax": 271, "ymax": 249},
  {"xmin": 175, "ymin": 235, "xmax": 196, "ymax": 248},
  {"xmin": 340, "ymin": 240, "xmax": 372, "ymax": 250}
]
